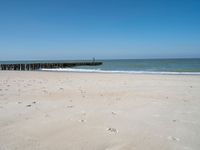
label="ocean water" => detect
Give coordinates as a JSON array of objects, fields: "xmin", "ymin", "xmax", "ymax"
[
  {"xmin": 42, "ymin": 58, "xmax": 200, "ymax": 75},
  {"xmin": 1, "ymin": 58, "xmax": 200, "ymax": 75}
]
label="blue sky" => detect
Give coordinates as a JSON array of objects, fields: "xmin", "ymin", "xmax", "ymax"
[{"xmin": 0, "ymin": 0, "xmax": 200, "ymax": 60}]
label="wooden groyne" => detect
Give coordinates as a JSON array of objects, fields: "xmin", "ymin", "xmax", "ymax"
[{"xmin": 0, "ymin": 61, "xmax": 103, "ymax": 71}]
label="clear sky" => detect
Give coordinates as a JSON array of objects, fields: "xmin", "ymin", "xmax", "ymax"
[{"xmin": 0, "ymin": 0, "xmax": 200, "ymax": 60}]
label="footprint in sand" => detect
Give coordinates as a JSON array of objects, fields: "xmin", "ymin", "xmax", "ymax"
[
  {"xmin": 45, "ymin": 114, "xmax": 50, "ymax": 118},
  {"xmin": 167, "ymin": 136, "xmax": 180, "ymax": 142},
  {"xmin": 67, "ymin": 105, "xmax": 74, "ymax": 108},
  {"xmin": 43, "ymin": 90, "xmax": 48, "ymax": 93},
  {"xmin": 81, "ymin": 111, "xmax": 86, "ymax": 116},
  {"xmin": 79, "ymin": 119, "xmax": 86, "ymax": 123},
  {"xmin": 107, "ymin": 128, "xmax": 118, "ymax": 133},
  {"xmin": 111, "ymin": 112, "xmax": 117, "ymax": 115},
  {"xmin": 116, "ymin": 97, "xmax": 121, "ymax": 101}
]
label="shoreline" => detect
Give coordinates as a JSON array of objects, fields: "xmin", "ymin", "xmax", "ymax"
[
  {"xmin": 30, "ymin": 69, "xmax": 200, "ymax": 76},
  {"xmin": 2, "ymin": 69, "xmax": 200, "ymax": 76}
]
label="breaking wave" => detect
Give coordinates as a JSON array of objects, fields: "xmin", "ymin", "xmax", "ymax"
[{"xmin": 40, "ymin": 68, "xmax": 200, "ymax": 75}]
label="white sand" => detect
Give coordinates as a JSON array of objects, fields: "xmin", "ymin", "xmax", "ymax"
[{"xmin": 0, "ymin": 71, "xmax": 200, "ymax": 150}]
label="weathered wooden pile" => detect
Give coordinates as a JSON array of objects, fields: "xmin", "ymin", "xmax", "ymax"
[{"xmin": 0, "ymin": 62, "xmax": 102, "ymax": 71}]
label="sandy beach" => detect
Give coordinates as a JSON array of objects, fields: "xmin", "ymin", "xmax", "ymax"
[{"xmin": 0, "ymin": 71, "xmax": 200, "ymax": 150}]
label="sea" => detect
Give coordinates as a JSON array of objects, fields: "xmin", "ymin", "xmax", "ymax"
[{"xmin": 1, "ymin": 58, "xmax": 200, "ymax": 75}]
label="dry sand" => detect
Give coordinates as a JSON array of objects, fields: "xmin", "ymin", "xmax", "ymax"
[{"xmin": 0, "ymin": 71, "xmax": 200, "ymax": 150}]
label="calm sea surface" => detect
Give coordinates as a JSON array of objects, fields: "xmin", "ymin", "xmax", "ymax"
[
  {"xmin": 76, "ymin": 58, "xmax": 200, "ymax": 72},
  {"xmin": 1, "ymin": 58, "xmax": 200, "ymax": 74}
]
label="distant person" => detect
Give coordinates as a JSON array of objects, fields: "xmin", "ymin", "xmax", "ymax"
[{"xmin": 92, "ymin": 57, "xmax": 95, "ymax": 63}]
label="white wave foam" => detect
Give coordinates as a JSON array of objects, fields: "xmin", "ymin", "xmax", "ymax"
[{"xmin": 40, "ymin": 68, "xmax": 200, "ymax": 75}]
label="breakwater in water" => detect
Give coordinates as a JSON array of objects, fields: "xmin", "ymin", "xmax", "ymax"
[{"xmin": 0, "ymin": 61, "xmax": 103, "ymax": 71}]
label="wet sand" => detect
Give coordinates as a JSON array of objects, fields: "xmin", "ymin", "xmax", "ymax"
[{"xmin": 0, "ymin": 71, "xmax": 200, "ymax": 150}]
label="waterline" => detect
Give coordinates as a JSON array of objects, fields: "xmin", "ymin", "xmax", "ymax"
[{"xmin": 40, "ymin": 68, "xmax": 200, "ymax": 75}]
